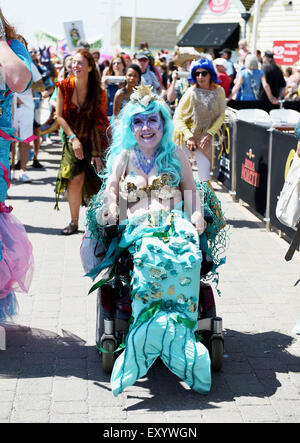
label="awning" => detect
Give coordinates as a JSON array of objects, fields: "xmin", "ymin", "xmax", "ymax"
[{"xmin": 177, "ymin": 22, "xmax": 240, "ymax": 49}]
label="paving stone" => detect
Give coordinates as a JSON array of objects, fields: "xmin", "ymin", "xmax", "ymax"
[{"xmin": 1, "ymin": 139, "xmax": 299, "ymax": 423}]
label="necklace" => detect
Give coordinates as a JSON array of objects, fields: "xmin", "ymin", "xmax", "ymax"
[{"xmin": 133, "ymin": 146, "xmax": 160, "ymax": 175}]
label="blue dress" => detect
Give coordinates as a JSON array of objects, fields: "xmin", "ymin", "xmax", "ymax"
[
  {"xmin": 0, "ymin": 39, "xmax": 32, "ymax": 201},
  {"xmin": 0, "ymin": 40, "xmax": 33, "ymax": 321},
  {"xmin": 237, "ymin": 69, "xmax": 264, "ymax": 101}
]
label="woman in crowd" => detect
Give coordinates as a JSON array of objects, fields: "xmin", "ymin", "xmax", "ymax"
[
  {"xmin": 226, "ymin": 54, "xmax": 277, "ymax": 103},
  {"xmin": 173, "ymin": 58, "xmax": 226, "ymax": 184},
  {"xmin": 55, "ymin": 48, "xmax": 110, "ymax": 235},
  {"xmin": 113, "ymin": 63, "xmax": 141, "ymax": 118},
  {"xmin": 102, "ymin": 54, "xmax": 126, "ymax": 119},
  {"xmin": 57, "ymin": 54, "xmax": 73, "ymax": 81},
  {"xmin": 0, "ymin": 9, "xmax": 34, "ymax": 321},
  {"xmin": 84, "ymin": 82, "xmax": 213, "ymax": 396}
]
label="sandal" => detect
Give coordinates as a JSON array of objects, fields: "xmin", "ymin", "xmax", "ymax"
[{"xmin": 61, "ymin": 221, "xmax": 78, "ymax": 236}]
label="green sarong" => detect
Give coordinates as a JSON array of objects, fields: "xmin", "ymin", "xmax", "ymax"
[{"xmin": 54, "ymin": 134, "xmax": 102, "ymax": 210}]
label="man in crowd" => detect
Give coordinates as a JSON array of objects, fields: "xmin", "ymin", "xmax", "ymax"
[
  {"xmin": 135, "ymin": 50, "xmax": 161, "ymax": 95},
  {"xmin": 29, "ymin": 47, "xmax": 54, "ymax": 168},
  {"xmin": 220, "ymin": 48, "xmax": 236, "ymax": 86},
  {"xmin": 259, "ymin": 50, "xmax": 286, "ymax": 110}
]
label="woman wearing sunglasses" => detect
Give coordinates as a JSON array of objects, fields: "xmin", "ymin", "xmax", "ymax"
[{"xmin": 173, "ymin": 58, "xmax": 226, "ymax": 184}]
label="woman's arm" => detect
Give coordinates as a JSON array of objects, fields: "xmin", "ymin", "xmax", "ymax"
[
  {"xmin": 226, "ymin": 73, "xmax": 243, "ymax": 103},
  {"xmin": 0, "ymin": 39, "xmax": 31, "ymax": 92},
  {"xmin": 166, "ymin": 70, "xmax": 178, "ymax": 103},
  {"xmin": 297, "ymin": 140, "xmax": 300, "ymax": 158},
  {"xmin": 113, "ymin": 89, "xmax": 123, "ymax": 117},
  {"xmin": 177, "ymin": 148, "xmax": 206, "ymax": 234},
  {"xmin": 100, "ymin": 151, "xmax": 128, "ymax": 224}
]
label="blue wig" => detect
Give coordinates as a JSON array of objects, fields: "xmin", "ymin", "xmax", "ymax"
[
  {"xmin": 101, "ymin": 98, "xmax": 182, "ymax": 186},
  {"xmin": 188, "ymin": 58, "xmax": 219, "ymax": 85}
]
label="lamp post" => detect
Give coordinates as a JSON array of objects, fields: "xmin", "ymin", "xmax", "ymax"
[
  {"xmin": 131, "ymin": 0, "xmax": 137, "ymax": 55},
  {"xmin": 251, "ymin": 0, "xmax": 261, "ymax": 54},
  {"xmin": 241, "ymin": 12, "xmax": 251, "ymax": 39}
]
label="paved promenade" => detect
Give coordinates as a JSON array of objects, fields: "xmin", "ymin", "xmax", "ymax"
[{"xmin": 1, "ymin": 136, "xmax": 300, "ymax": 423}]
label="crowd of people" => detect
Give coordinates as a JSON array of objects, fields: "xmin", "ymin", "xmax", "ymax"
[
  {"xmin": 9, "ymin": 35, "xmax": 300, "ymax": 185},
  {"xmin": 2, "ymin": 5, "xmax": 300, "ymax": 394}
]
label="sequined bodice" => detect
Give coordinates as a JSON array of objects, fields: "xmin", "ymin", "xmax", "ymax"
[{"xmin": 119, "ymin": 172, "xmax": 179, "ymax": 202}]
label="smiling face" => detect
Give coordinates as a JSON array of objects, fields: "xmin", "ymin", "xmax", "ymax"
[
  {"xmin": 132, "ymin": 112, "xmax": 163, "ymax": 151},
  {"xmin": 72, "ymin": 53, "xmax": 92, "ymax": 78}
]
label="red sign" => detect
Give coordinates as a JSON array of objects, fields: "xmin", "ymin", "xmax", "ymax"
[
  {"xmin": 273, "ymin": 41, "xmax": 300, "ymax": 65},
  {"xmin": 208, "ymin": 0, "xmax": 230, "ymax": 14}
]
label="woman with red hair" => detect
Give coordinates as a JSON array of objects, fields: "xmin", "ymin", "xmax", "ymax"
[{"xmin": 55, "ymin": 48, "xmax": 110, "ymax": 235}]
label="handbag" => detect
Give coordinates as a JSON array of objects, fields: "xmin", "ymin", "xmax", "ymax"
[{"xmin": 276, "ymin": 152, "xmax": 300, "ymax": 229}]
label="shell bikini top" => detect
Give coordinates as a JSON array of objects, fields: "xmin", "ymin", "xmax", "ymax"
[{"xmin": 119, "ymin": 151, "xmax": 180, "ymax": 203}]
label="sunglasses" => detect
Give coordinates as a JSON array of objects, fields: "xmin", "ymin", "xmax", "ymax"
[{"xmin": 195, "ymin": 70, "xmax": 209, "ymax": 77}]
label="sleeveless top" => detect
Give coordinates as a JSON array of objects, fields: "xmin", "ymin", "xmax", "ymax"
[{"xmin": 56, "ymin": 76, "xmax": 110, "ymax": 156}]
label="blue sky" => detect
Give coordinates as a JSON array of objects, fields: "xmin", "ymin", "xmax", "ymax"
[{"xmin": 2, "ymin": 0, "xmax": 196, "ymax": 50}]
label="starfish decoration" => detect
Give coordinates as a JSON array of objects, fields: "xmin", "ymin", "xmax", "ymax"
[{"xmin": 130, "ymin": 81, "xmax": 157, "ymax": 107}]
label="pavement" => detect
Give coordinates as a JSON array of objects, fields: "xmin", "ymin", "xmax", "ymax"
[{"xmin": 0, "ymin": 135, "xmax": 300, "ymax": 424}]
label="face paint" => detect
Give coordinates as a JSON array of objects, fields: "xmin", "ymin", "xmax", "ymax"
[
  {"xmin": 131, "ymin": 112, "xmax": 163, "ymax": 150},
  {"xmin": 131, "ymin": 113, "xmax": 163, "ymax": 132}
]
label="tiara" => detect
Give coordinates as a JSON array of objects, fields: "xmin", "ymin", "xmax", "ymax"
[{"xmin": 130, "ymin": 81, "xmax": 157, "ymax": 107}]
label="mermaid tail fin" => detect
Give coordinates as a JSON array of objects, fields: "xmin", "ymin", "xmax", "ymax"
[{"xmin": 111, "ymin": 310, "xmax": 211, "ymax": 396}]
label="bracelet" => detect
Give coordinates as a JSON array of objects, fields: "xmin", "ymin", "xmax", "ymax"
[{"xmin": 69, "ymin": 134, "xmax": 76, "ymax": 142}]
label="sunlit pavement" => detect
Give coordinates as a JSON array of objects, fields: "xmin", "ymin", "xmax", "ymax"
[{"xmin": 1, "ymin": 135, "xmax": 300, "ymax": 423}]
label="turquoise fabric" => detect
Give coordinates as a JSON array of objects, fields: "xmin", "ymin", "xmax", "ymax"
[{"xmin": 96, "ymin": 210, "xmax": 211, "ymax": 396}]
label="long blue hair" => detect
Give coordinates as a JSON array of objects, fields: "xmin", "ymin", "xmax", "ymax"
[{"xmin": 100, "ymin": 99, "xmax": 181, "ymax": 187}]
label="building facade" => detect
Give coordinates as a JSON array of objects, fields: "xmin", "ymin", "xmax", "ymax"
[
  {"xmin": 177, "ymin": 0, "xmax": 300, "ymax": 64},
  {"xmin": 112, "ymin": 16, "xmax": 180, "ymax": 52}
]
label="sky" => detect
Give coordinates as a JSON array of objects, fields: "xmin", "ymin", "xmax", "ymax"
[{"xmin": 1, "ymin": 0, "xmax": 196, "ymax": 51}]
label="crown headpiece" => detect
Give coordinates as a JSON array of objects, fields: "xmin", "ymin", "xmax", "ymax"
[{"xmin": 130, "ymin": 81, "xmax": 157, "ymax": 107}]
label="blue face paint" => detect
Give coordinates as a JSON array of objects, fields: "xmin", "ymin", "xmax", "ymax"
[{"xmin": 131, "ymin": 113, "xmax": 163, "ymax": 133}]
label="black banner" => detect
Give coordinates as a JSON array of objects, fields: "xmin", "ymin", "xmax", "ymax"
[
  {"xmin": 212, "ymin": 121, "xmax": 233, "ymax": 190},
  {"xmin": 235, "ymin": 120, "xmax": 270, "ymax": 218},
  {"xmin": 269, "ymin": 129, "xmax": 297, "ymax": 241}
]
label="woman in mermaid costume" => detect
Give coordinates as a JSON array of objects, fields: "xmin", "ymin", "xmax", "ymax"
[
  {"xmin": 0, "ymin": 11, "xmax": 34, "ymax": 321},
  {"xmin": 84, "ymin": 82, "xmax": 226, "ymax": 396}
]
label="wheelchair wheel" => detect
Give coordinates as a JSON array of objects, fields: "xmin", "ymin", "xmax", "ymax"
[
  {"xmin": 210, "ymin": 337, "xmax": 224, "ymax": 372},
  {"xmin": 101, "ymin": 339, "xmax": 116, "ymax": 373}
]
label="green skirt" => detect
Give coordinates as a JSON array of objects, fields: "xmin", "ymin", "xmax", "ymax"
[{"xmin": 54, "ymin": 136, "xmax": 102, "ymax": 210}]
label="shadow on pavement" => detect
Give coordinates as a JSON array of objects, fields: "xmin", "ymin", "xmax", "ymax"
[
  {"xmin": 0, "ymin": 325, "xmax": 299, "ymax": 412},
  {"xmin": 226, "ymin": 219, "xmax": 265, "ymax": 229}
]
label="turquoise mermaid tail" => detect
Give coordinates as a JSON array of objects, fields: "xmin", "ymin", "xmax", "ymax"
[
  {"xmin": 111, "ymin": 309, "xmax": 211, "ymax": 396},
  {"xmin": 109, "ymin": 211, "xmax": 211, "ymax": 396}
]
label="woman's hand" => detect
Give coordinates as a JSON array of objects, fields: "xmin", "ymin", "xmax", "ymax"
[
  {"xmin": 191, "ymin": 211, "xmax": 207, "ymax": 235},
  {"xmin": 199, "ymin": 134, "xmax": 212, "ymax": 151},
  {"xmin": 186, "ymin": 137, "xmax": 198, "ymax": 152},
  {"xmin": 71, "ymin": 137, "xmax": 84, "ymax": 160},
  {"xmin": 101, "ymin": 203, "xmax": 119, "ymax": 225},
  {"xmin": 92, "ymin": 156, "xmax": 103, "ymax": 172}
]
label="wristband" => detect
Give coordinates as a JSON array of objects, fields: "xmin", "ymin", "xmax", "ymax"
[{"xmin": 69, "ymin": 134, "xmax": 76, "ymax": 142}]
